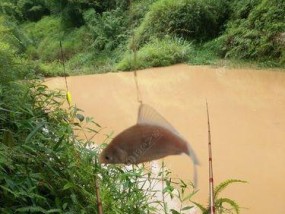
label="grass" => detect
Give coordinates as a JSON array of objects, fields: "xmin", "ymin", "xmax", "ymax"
[
  {"xmin": 117, "ymin": 37, "xmax": 193, "ymax": 71},
  {"xmin": 187, "ymin": 47, "xmax": 220, "ymax": 65}
]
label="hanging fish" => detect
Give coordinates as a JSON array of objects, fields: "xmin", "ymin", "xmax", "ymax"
[{"xmin": 99, "ymin": 104, "xmax": 199, "ymax": 184}]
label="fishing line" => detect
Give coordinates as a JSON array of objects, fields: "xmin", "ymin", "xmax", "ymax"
[
  {"xmin": 59, "ymin": 0, "xmax": 71, "ymax": 107},
  {"xmin": 129, "ymin": 1, "xmax": 143, "ymax": 105},
  {"xmin": 60, "ymin": 40, "xmax": 72, "ymax": 107},
  {"xmin": 60, "ymin": 41, "xmax": 68, "ymax": 91},
  {"xmin": 133, "ymin": 45, "xmax": 143, "ymax": 105}
]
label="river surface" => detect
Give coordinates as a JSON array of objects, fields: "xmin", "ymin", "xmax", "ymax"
[{"xmin": 46, "ymin": 64, "xmax": 285, "ymax": 214}]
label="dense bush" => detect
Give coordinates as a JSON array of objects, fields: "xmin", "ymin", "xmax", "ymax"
[
  {"xmin": 0, "ymin": 81, "xmax": 147, "ymax": 213},
  {"xmin": 222, "ymin": 0, "xmax": 285, "ymax": 64},
  {"xmin": 0, "ymin": 41, "xmax": 33, "ymax": 84},
  {"xmin": 134, "ymin": 0, "xmax": 230, "ymax": 46},
  {"xmin": 83, "ymin": 8, "xmax": 129, "ymax": 51},
  {"xmin": 117, "ymin": 37, "xmax": 192, "ymax": 71},
  {"xmin": 54, "ymin": 0, "xmax": 130, "ymax": 28},
  {"xmin": 1, "ymin": 0, "xmax": 285, "ymax": 76},
  {"xmin": 0, "ymin": 15, "xmax": 34, "ymax": 83},
  {"xmin": 229, "ymin": 0, "xmax": 260, "ymax": 20},
  {"xmin": 0, "ymin": 0, "xmax": 50, "ymax": 22},
  {"xmin": 22, "ymin": 15, "xmax": 92, "ymax": 65}
]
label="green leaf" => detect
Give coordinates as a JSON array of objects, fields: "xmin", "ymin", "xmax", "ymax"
[
  {"xmin": 182, "ymin": 190, "xmax": 198, "ymax": 202},
  {"xmin": 76, "ymin": 113, "xmax": 84, "ymax": 122},
  {"xmin": 63, "ymin": 182, "xmax": 74, "ymax": 190},
  {"xmin": 214, "ymin": 179, "xmax": 247, "ymax": 199},
  {"xmin": 0, "ymin": 185, "xmax": 18, "ymax": 197},
  {"xmin": 62, "ymin": 202, "xmax": 68, "ymax": 210},
  {"xmin": 170, "ymin": 209, "xmax": 180, "ymax": 214},
  {"xmin": 25, "ymin": 121, "xmax": 45, "ymax": 144},
  {"xmin": 215, "ymin": 198, "xmax": 240, "ymax": 214},
  {"xmin": 191, "ymin": 201, "xmax": 207, "ymax": 213},
  {"xmin": 91, "ymin": 121, "xmax": 101, "ymax": 127},
  {"xmin": 2, "ymin": 130, "xmax": 16, "ymax": 147},
  {"xmin": 52, "ymin": 135, "xmax": 65, "ymax": 151},
  {"xmin": 47, "ymin": 209, "xmax": 62, "ymax": 213},
  {"xmin": 181, "ymin": 205, "xmax": 194, "ymax": 211},
  {"xmin": 16, "ymin": 206, "xmax": 47, "ymax": 213}
]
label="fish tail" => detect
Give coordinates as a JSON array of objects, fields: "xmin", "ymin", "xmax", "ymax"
[
  {"xmin": 193, "ymin": 162, "xmax": 198, "ymax": 188},
  {"xmin": 185, "ymin": 143, "xmax": 199, "ymax": 188},
  {"xmin": 186, "ymin": 143, "xmax": 200, "ymax": 165}
]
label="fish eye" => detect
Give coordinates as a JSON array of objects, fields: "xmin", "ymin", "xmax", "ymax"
[{"xmin": 105, "ymin": 156, "xmax": 110, "ymax": 160}]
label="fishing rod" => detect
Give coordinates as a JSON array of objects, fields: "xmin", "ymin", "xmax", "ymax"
[{"xmin": 206, "ymin": 101, "xmax": 215, "ymax": 214}]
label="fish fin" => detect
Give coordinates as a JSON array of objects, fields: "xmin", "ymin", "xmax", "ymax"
[
  {"xmin": 186, "ymin": 143, "xmax": 200, "ymax": 188},
  {"xmin": 138, "ymin": 103, "xmax": 199, "ymax": 163},
  {"xmin": 137, "ymin": 104, "xmax": 180, "ymax": 136},
  {"xmin": 186, "ymin": 143, "xmax": 200, "ymax": 165},
  {"xmin": 193, "ymin": 162, "xmax": 198, "ymax": 188}
]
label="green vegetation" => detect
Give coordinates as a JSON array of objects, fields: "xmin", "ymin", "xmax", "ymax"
[
  {"xmin": 193, "ymin": 179, "xmax": 247, "ymax": 214},
  {"xmin": 133, "ymin": 0, "xmax": 229, "ymax": 45},
  {"xmin": 0, "ymin": 0, "xmax": 284, "ymax": 76},
  {"xmin": 0, "ymin": 16, "xmax": 34, "ymax": 83},
  {"xmin": 117, "ymin": 37, "xmax": 192, "ymax": 70},
  {"xmin": 222, "ymin": 0, "xmax": 285, "ymax": 66}
]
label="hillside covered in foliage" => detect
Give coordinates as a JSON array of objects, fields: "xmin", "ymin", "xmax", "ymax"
[{"xmin": 0, "ymin": 0, "xmax": 284, "ymax": 77}]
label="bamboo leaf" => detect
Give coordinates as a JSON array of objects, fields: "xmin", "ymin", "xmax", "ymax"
[
  {"xmin": 181, "ymin": 205, "xmax": 194, "ymax": 211},
  {"xmin": 63, "ymin": 182, "xmax": 74, "ymax": 190},
  {"xmin": 25, "ymin": 121, "xmax": 45, "ymax": 144},
  {"xmin": 182, "ymin": 190, "xmax": 198, "ymax": 202},
  {"xmin": 170, "ymin": 209, "xmax": 180, "ymax": 214},
  {"xmin": 191, "ymin": 201, "xmax": 207, "ymax": 213}
]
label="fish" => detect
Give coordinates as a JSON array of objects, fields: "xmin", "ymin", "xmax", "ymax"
[{"xmin": 99, "ymin": 104, "xmax": 199, "ymax": 184}]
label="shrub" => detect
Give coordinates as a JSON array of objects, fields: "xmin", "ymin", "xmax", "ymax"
[
  {"xmin": 187, "ymin": 39, "xmax": 224, "ymax": 65},
  {"xmin": 193, "ymin": 179, "xmax": 247, "ymax": 214},
  {"xmin": 23, "ymin": 16, "xmax": 92, "ymax": 63},
  {"xmin": 0, "ymin": 0, "xmax": 50, "ymax": 22},
  {"xmin": 0, "ymin": 15, "xmax": 32, "ymax": 53},
  {"xmin": 22, "ymin": 16, "xmax": 63, "ymax": 61},
  {"xmin": 229, "ymin": 0, "xmax": 260, "ymax": 20},
  {"xmin": 0, "ymin": 42, "xmax": 34, "ymax": 84},
  {"xmin": 117, "ymin": 37, "xmax": 193, "ymax": 71},
  {"xmin": 0, "ymin": 0, "xmax": 23, "ymax": 21},
  {"xmin": 59, "ymin": 0, "xmax": 130, "ymax": 28},
  {"xmin": 222, "ymin": 0, "xmax": 285, "ymax": 65},
  {"xmin": 134, "ymin": 0, "xmax": 230, "ymax": 46},
  {"xmin": 0, "ymin": 16, "xmax": 34, "ymax": 83},
  {"xmin": 83, "ymin": 8, "xmax": 129, "ymax": 51}
]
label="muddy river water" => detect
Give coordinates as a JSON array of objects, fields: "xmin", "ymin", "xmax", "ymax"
[{"xmin": 46, "ymin": 64, "xmax": 285, "ymax": 213}]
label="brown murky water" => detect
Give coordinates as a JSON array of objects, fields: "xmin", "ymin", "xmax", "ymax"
[{"xmin": 46, "ymin": 64, "xmax": 285, "ymax": 213}]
